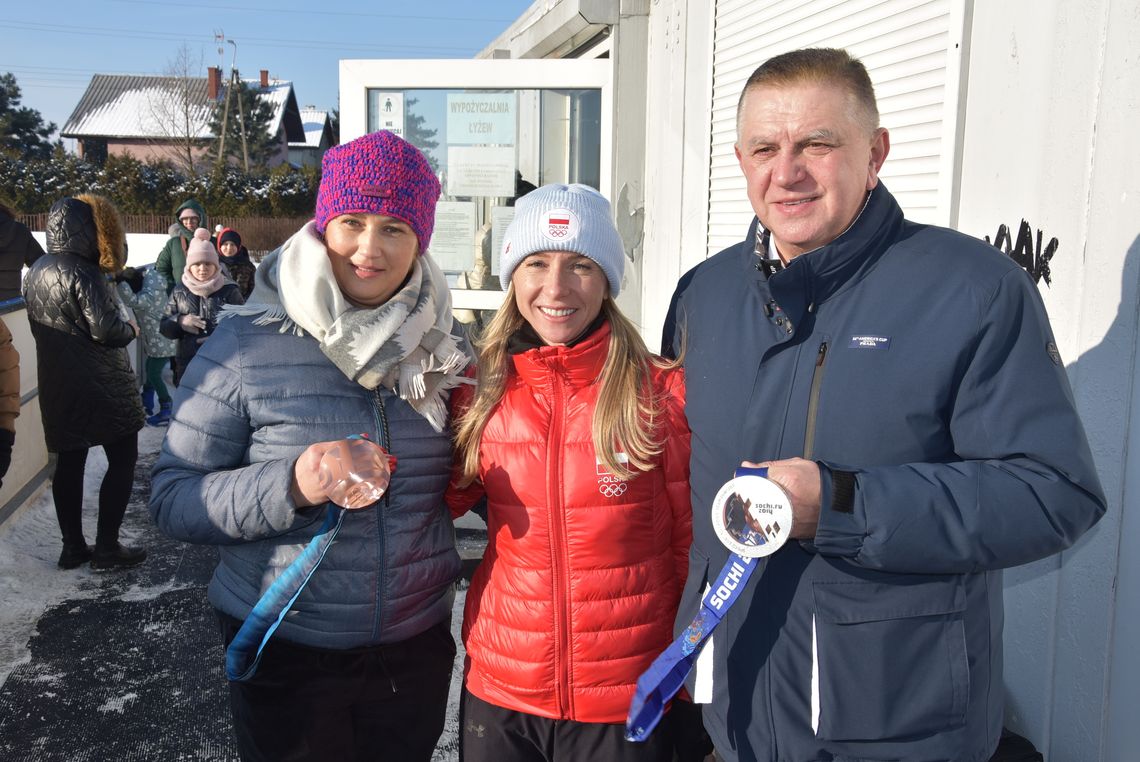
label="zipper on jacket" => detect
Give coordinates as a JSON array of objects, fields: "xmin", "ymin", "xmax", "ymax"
[
  {"xmin": 374, "ymin": 388, "xmax": 393, "ymax": 512},
  {"xmin": 545, "ymin": 365, "xmax": 573, "ymax": 717},
  {"xmin": 803, "ymin": 341, "xmax": 828, "ymax": 459},
  {"xmin": 371, "ymin": 388, "xmax": 392, "ymax": 640}
]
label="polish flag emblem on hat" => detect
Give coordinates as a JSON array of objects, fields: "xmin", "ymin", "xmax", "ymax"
[{"xmin": 542, "ymin": 208, "xmax": 578, "ymax": 241}]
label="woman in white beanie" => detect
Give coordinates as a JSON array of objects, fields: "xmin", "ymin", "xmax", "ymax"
[
  {"xmin": 449, "ymin": 183, "xmax": 692, "ymax": 760},
  {"xmin": 158, "ymin": 228, "xmax": 244, "ymax": 396}
]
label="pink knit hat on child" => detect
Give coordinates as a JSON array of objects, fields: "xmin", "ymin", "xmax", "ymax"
[{"xmin": 185, "ymin": 228, "xmax": 219, "ymax": 266}]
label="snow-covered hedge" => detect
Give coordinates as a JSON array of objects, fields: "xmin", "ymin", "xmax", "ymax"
[{"xmin": 0, "ymin": 151, "xmax": 319, "ymax": 217}]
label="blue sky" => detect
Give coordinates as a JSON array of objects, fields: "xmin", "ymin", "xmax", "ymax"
[{"xmin": 2, "ymin": 0, "xmax": 535, "ymax": 140}]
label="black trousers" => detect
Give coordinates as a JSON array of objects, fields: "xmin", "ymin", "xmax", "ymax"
[
  {"xmin": 52, "ymin": 433, "xmax": 138, "ymax": 548},
  {"xmin": 219, "ymin": 613, "xmax": 456, "ymax": 762},
  {"xmin": 459, "ymin": 690, "xmax": 675, "ymax": 762}
]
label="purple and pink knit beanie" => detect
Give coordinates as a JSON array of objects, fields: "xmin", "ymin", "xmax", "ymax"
[{"xmin": 314, "ymin": 131, "xmax": 441, "ymax": 252}]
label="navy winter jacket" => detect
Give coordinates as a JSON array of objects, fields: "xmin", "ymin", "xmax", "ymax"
[
  {"xmin": 663, "ymin": 184, "xmax": 1105, "ymax": 762},
  {"xmin": 149, "ymin": 314, "xmax": 461, "ymax": 649}
]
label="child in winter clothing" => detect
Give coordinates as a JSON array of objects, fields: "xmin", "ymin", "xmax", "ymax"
[
  {"xmin": 116, "ymin": 265, "xmax": 178, "ymax": 425},
  {"xmin": 160, "ymin": 229, "xmax": 244, "ymax": 386},
  {"xmin": 216, "ymin": 227, "xmax": 256, "ymax": 299}
]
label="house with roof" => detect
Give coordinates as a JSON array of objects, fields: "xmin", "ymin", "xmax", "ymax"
[
  {"xmin": 288, "ymin": 107, "xmax": 336, "ymax": 168},
  {"xmin": 61, "ymin": 67, "xmax": 306, "ymax": 170}
]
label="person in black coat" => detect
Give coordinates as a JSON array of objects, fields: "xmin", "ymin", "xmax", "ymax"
[
  {"xmin": 0, "ymin": 201, "xmax": 46, "ymax": 302},
  {"xmin": 160, "ymin": 228, "xmax": 244, "ymax": 388},
  {"xmin": 21, "ymin": 195, "xmax": 147, "ymax": 570}
]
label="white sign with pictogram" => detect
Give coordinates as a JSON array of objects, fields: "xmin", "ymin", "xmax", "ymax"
[{"xmin": 370, "ymin": 92, "xmax": 404, "ymax": 137}]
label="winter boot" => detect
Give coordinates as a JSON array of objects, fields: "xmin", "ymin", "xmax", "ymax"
[
  {"xmin": 146, "ymin": 401, "xmax": 172, "ymax": 427},
  {"xmin": 141, "ymin": 387, "xmax": 156, "ymax": 416},
  {"xmin": 58, "ymin": 542, "xmax": 93, "ymax": 570},
  {"xmin": 91, "ymin": 541, "xmax": 147, "ymax": 571}
]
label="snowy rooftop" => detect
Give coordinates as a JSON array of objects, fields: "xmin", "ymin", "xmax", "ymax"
[
  {"xmin": 292, "ymin": 107, "xmax": 332, "ymax": 149},
  {"xmin": 61, "ymin": 74, "xmax": 305, "ymax": 143}
]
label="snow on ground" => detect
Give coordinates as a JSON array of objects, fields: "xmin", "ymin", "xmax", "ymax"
[{"xmin": 0, "ymin": 425, "xmax": 169, "ymax": 687}]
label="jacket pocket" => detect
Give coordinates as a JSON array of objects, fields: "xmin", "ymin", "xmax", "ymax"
[{"xmin": 811, "ymin": 576, "xmax": 968, "ymax": 742}]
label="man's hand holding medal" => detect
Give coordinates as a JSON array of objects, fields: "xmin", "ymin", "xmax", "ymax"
[{"xmin": 741, "ymin": 457, "xmax": 821, "ymax": 539}]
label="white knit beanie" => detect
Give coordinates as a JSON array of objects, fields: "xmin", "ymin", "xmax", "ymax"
[
  {"xmin": 185, "ymin": 228, "xmax": 219, "ymax": 266},
  {"xmin": 499, "ymin": 183, "xmax": 625, "ymax": 296}
]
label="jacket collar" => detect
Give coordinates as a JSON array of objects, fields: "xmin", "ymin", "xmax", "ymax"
[
  {"xmin": 750, "ymin": 183, "xmax": 905, "ymax": 319},
  {"xmin": 512, "ymin": 320, "xmax": 611, "ymax": 392}
]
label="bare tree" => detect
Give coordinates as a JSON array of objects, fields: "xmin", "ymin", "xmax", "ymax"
[{"xmin": 143, "ymin": 44, "xmax": 215, "ymax": 176}]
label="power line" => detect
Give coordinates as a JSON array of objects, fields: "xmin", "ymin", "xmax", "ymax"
[
  {"xmin": 109, "ymin": 0, "xmax": 518, "ymax": 25},
  {"xmin": 0, "ymin": 63, "xmax": 106, "ymax": 74},
  {"xmin": 3, "ymin": 20, "xmax": 480, "ymax": 54}
]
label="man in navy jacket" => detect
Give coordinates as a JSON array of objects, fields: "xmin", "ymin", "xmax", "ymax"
[{"xmin": 662, "ymin": 48, "xmax": 1105, "ymax": 762}]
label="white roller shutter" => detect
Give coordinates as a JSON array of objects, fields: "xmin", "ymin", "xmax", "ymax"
[{"xmin": 705, "ymin": 0, "xmax": 966, "ymax": 258}]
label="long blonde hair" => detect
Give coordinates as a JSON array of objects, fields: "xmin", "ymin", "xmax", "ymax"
[{"xmin": 454, "ymin": 289, "xmax": 679, "ymax": 484}]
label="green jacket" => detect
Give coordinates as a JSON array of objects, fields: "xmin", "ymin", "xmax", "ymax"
[{"xmin": 155, "ymin": 199, "xmax": 208, "ymax": 290}]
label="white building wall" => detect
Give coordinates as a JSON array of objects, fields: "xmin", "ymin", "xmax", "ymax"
[
  {"xmin": 956, "ymin": 1, "xmax": 1139, "ymax": 758},
  {"xmin": 640, "ymin": 0, "xmax": 715, "ymax": 344},
  {"xmin": 0, "ymin": 307, "xmax": 49, "ymax": 522}
]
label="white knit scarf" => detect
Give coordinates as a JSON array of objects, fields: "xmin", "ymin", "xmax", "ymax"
[{"xmin": 221, "ymin": 222, "xmax": 471, "ymax": 432}]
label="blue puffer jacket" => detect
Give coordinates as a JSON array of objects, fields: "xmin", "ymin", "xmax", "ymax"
[
  {"xmin": 148, "ymin": 313, "xmax": 461, "ymax": 649},
  {"xmin": 663, "ymin": 184, "xmax": 1105, "ymax": 762}
]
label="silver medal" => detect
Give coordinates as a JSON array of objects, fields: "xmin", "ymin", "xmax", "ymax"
[{"xmin": 711, "ymin": 475, "xmax": 793, "ymax": 558}]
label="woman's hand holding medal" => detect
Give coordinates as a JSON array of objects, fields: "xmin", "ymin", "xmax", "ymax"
[{"xmin": 291, "ymin": 436, "xmax": 394, "ymax": 510}]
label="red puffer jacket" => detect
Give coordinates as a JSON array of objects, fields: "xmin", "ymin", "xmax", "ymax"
[{"xmin": 448, "ymin": 322, "xmax": 691, "ymax": 723}]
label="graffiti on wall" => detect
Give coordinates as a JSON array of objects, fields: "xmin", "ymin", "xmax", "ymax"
[{"xmin": 985, "ymin": 220, "xmax": 1058, "ymax": 286}]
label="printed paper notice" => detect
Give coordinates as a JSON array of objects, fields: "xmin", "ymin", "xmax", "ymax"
[
  {"xmin": 430, "ymin": 201, "xmax": 477, "ymax": 272},
  {"xmin": 490, "ymin": 206, "xmax": 517, "ymax": 276},
  {"xmin": 446, "ymin": 146, "xmax": 515, "ymax": 198}
]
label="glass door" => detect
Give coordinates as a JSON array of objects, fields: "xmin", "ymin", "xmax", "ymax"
[{"xmin": 339, "ymin": 59, "xmax": 612, "ymax": 328}]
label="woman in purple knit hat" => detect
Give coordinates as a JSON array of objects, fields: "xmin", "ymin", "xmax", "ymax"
[{"xmin": 149, "ymin": 131, "xmax": 471, "ymax": 761}]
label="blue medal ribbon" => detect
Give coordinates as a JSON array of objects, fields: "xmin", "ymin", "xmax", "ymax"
[
  {"xmin": 625, "ymin": 466, "xmax": 772, "ymax": 742},
  {"xmin": 225, "ymin": 504, "xmax": 345, "ymax": 681}
]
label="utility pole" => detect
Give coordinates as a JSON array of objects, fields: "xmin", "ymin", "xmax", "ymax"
[
  {"xmin": 228, "ymin": 39, "xmax": 250, "ymax": 172},
  {"xmin": 215, "ymin": 31, "xmax": 231, "ymax": 168}
]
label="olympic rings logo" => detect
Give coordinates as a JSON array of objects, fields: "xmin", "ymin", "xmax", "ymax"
[{"xmin": 599, "ymin": 481, "xmax": 629, "ymax": 498}]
